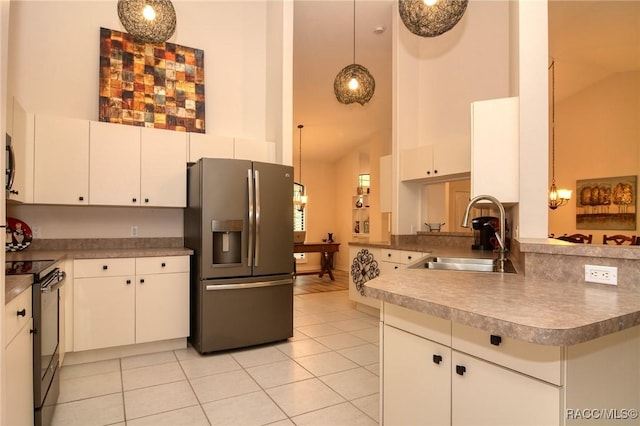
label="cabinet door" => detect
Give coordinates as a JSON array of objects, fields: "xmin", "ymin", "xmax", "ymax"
[
  {"xmin": 452, "ymin": 351, "xmax": 561, "ymax": 426},
  {"xmin": 400, "ymin": 145, "xmax": 433, "ymax": 181},
  {"xmin": 74, "ymin": 276, "xmax": 135, "ymax": 351},
  {"xmin": 4, "ymin": 319, "xmax": 34, "ymax": 426},
  {"xmin": 34, "ymin": 115, "xmax": 90, "ymax": 204},
  {"xmin": 471, "ymin": 97, "xmax": 519, "ymax": 202},
  {"xmin": 234, "ymin": 137, "xmax": 269, "ymax": 162},
  {"xmin": 89, "ymin": 121, "xmax": 141, "ymax": 205},
  {"xmin": 384, "ymin": 325, "xmax": 451, "ymax": 426},
  {"xmin": 8, "ymin": 97, "xmax": 34, "ymax": 203},
  {"xmin": 135, "ymin": 272, "xmax": 189, "ymax": 343},
  {"xmin": 140, "ymin": 127, "xmax": 187, "ymax": 207},
  {"xmin": 433, "ymin": 140, "xmax": 470, "ymax": 178},
  {"xmin": 188, "ymin": 133, "xmax": 233, "ymax": 162}
]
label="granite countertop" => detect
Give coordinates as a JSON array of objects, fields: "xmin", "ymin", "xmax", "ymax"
[
  {"xmin": 364, "ymin": 266, "xmax": 640, "ymax": 346},
  {"xmin": 5, "ymin": 246, "xmax": 194, "ymax": 305}
]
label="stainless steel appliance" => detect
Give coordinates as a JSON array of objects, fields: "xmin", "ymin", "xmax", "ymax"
[
  {"xmin": 185, "ymin": 158, "xmax": 294, "ymax": 354},
  {"xmin": 5, "ymin": 259, "xmax": 66, "ymax": 426}
]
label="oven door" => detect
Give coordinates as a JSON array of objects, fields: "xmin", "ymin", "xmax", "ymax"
[{"xmin": 34, "ymin": 268, "xmax": 65, "ymax": 426}]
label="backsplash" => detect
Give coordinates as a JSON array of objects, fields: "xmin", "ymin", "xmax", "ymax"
[{"xmin": 26, "ymin": 237, "xmax": 184, "ymax": 251}]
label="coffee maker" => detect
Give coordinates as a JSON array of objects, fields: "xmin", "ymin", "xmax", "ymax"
[{"xmin": 471, "ymin": 216, "xmax": 499, "ymax": 250}]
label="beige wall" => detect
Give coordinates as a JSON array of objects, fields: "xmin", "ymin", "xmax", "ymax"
[{"xmin": 549, "ymin": 70, "xmax": 640, "ymax": 243}]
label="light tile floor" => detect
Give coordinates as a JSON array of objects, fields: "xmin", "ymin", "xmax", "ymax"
[{"xmin": 51, "ymin": 290, "xmax": 380, "ymax": 426}]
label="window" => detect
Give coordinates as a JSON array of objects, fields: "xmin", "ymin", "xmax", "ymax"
[{"xmin": 359, "ymin": 173, "xmax": 370, "ymax": 188}]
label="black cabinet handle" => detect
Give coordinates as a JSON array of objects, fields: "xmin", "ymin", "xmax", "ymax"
[
  {"xmin": 161, "ymin": 262, "xmax": 166, "ymax": 267},
  {"xmin": 17, "ymin": 309, "xmax": 26, "ymax": 317},
  {"xmin": 103, "ymin": 265, "xmax": 108, "ymax": 270},
  {"xmin": 9, "ymin": 189, "xmax": 19, "ymax": 195},
  {"xmin": 132, "ymin": 198, "xmax": 137, "ymax": 203},
  {"xmin": 140, "ymin": 278, "xmax": 145, "ymax": 284},
  {"xmin": 434, "ymin": 169, "xmax": 438, "ymax": 174},
  {"xmin": 79, "ymin": 196, "xmax": 84, "ymax": 201},
  {"xmin": 433, "ymin": 354, "xmax": 442, "ymax": 365},
  {"xmin": 456, "ymin": 365, "xmax": 466, "ymax": 376},
  {"xmin": 426, "ymin": 171, "xmax": 431, "ymax": 175},
  {"xmin": 490, "ymin": 335, "xmax": 502, "ymax": 346},
  {"xmin": 387, "ymin": 253, "xmax": 392, "ymax": 257},
  {"xmin": 144, "ymin": 198, "xmax": 149, "ymax": 203},
  {"xmin": 126, "ymin": 279, "xmax": 131, "ymax": 285},
  {"xmin": 407, "ymin": 255, "xmax": 412, "ymax": 260},
  {"xmin": 394, "ymin": 265, "xmax": 399, "ymax": 269}
]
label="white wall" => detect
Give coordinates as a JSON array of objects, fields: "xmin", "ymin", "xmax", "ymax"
[
  {"xmin": 5, "ymin": 0, "xmax": 289, "ymax": 239},
  {"xmin": 393, "ymin": 0, "xmax": 511, "ymax": 234},
  {"xmin": 549, "ymin": 71, "xmax": 640, "ymax": 242}
]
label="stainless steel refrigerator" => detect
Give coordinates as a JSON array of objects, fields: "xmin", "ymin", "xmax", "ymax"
[{"xmin": 185, "ymin": 158, "xmax": 294, "ymax": 353}]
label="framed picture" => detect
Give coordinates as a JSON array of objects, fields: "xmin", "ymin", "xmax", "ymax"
[
  {"xmin": 576, "ymin": 175, "xmax": 636, "ymax": 230},
  {"xmin": 99, "ymin": 27, "xmax": 205, "ymax": 133}
]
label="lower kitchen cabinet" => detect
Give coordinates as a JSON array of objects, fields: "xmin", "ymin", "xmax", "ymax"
[
  {"xmin": 73, "ymin": 256, "xmax": 189, "ymax": 352},
  {"xmin": 381, "ymin": 302, "xmax": 640, "ymax": 426},
  {"xmin": 3, "ymin": 287, "xmax": 34, "ymax": 426},
  {"xmin": 384, "ymin": 325, "xmax": 451, "ymax": 426}
]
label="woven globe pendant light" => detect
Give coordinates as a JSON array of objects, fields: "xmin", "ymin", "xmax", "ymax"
[
  {"xmin": 334, "ymin": 0, "xmax": 375, "ymax": 105},
  {"xmin": 399, "ymin": 0, "xmax": 468, "ymax": 38},
  {"xmin": 117, "ymin": 0, "xmax": 177, "ymax": 43}
]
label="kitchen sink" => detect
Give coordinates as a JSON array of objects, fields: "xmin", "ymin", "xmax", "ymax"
[{"xmin": 411, "ymin": 256, "xmax": 517, "ymax": 273}]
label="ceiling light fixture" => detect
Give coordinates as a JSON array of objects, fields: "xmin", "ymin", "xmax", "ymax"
[
  {"xmin": 398, "ymin": 0, "xmax": 468, "ymax": 38},
  {"xmin": 117, "ymin": 0, "xmax": 177, "ymax": 44},
  {"xmin": 548, "ymin": 60, "xmax": 572, "ymax": 210},
  {"xmin": 334, "ymin": 0, "xmax": 375, "ymax": 106},
  {"xmin": 294, "ymin": 124, "xmax": 308, "ymax": 212}
]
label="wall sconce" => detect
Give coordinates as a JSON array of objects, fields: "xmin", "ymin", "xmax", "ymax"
[
  {"xmin": 117, "ymin": 0, "xmax": 177, "ymax": 43},
  {"xmin": 398, "ymin": 0, "xmax": 468, "ymax": 38}
]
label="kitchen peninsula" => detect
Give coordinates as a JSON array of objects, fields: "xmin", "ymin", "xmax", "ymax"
[{"xmin": 361, "ymin": 239, "xmax": 640, "ymax": 425}]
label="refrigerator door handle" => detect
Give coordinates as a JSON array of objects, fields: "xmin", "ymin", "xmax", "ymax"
[
  {"xmin": 247, "ymin": 168, "xmax": 254, "ymax": 267},
  {"xmin": 205, "ymin": 278, "xmax": 292, "ymax": 291},
  {"xmin": 254, "ymin": 169, "xmax": 260, "ymax": 267}
]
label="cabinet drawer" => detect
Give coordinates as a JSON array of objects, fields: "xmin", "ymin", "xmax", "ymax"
[
  {"xmin": 380, "ymin": 249, "xmax": 400, "ymax": 263},
  {"xmin": 384, "ymin": 302, "xmax": 451, "ymax": 347},
  {"xmin": 136, "ymin": 256, "xmax": 190, "ymax": 275},
  {"xmin": 4, "ymin": 287, "xmax": 32, "ymax": 345},
  {"xmin": 452, "ymin": 322, "xmax": 562, "ymax": 385},
  {"xmin": 399, "ymin": 251, "xmax": 423, "ymax": 265},
  {"xmin": 74, "ymin": 258, "xmax": 135, "ymax": 278}
]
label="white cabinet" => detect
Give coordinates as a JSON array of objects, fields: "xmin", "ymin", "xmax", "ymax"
[
  {"xmin": 234, "ymin": 137, "xmax": 272, "ymax": 162},
  {"xmin": 400, "ymin": 143, "xmax": 470, "ymax": 182},
  {"xmin": 348, "ymin": 247, "xmax": 426, "ymax": 308},
  {"xmin": 135, "ymin": 256, "xmax": 190, "ymax": 344},
  {"xmin": 73, "ymin": 256, "xmax": 189, "ymax": 352},
  {"xmin": 382, "ymin": 301, "xmax": 640, "ymax": 426},
  {"xmin": 384, "ymin": 325, "xmax": 451, "ymax": 426},
  {"xmin": 3, "ymin": 287, "xmax": 34, "ymax": 426},
  {"xmin": 89, "ymin": 122, "xmax": 187, "ymax": 207},
  {"xmin": 471, "ymin": 97, "xmax": 519, "ymax": 203},
  {"xmin": 8, "ymin": 97, "xmax": 34, "ymax": 203},
  {"xmin": 34, "ymin": 114, "xmax": 90, "ymax": 204}
]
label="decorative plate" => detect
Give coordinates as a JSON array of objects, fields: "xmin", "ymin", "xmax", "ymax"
[{"xmin": 6, "ymin": 217, "xmax": 33, "ymax": 252}]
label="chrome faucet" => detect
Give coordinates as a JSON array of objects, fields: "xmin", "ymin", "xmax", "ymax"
[{"xmin": 461, "ymin": 195, "xmax": 507, "ymax": 272}]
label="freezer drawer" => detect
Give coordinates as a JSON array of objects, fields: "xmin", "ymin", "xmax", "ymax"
[{"xmin": 191, "ymin": 277, "xmax": 293, "ymax": 353}]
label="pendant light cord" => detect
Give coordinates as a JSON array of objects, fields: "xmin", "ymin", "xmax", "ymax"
[
  {"xmin": 352, "ymin": 0, "xmax": 356, "ymax": 64},
  {"xmin": 549, "ymin": 60, "xmax": 556, "ymax": 185},
  {"xmin": 298, "ymin": 124, "xmax": 303, "ymax": 189}
]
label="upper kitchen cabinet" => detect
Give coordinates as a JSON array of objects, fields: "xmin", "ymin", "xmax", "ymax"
[
  {"xmin": 470, "ymin": 97, "xmax": 519, "ymax": 203},
  {"xmin": 400, "ymin": 143, "xmax": 470, "ymax": 183},
  {"xmin": 140, "ymin": 127, "xmax": 187, "ymax": 207},
  {"xmin": 34, "ymin": 115, "xmax": 90, "ymax": 205},
  {"xmin": 89, "ymin": 122, "xmax": 187, "ymax": 207},
  {"xmin": 7, "ymin": 98, "xmax": 34, "ymax": 203},
  {"xmin": 188, "ymin": 133, "xmax": 234, "ymax": 162},
  {"xmin": 234, "ymin": 138, "xmax": 276, "ymax": 163}
]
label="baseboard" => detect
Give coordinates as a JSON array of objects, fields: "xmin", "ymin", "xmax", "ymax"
[
  {"xmin": 356, "ymin": 302, "xmax": 380, "ymax": 318},
  {"xmin": 62, "ymin": 338, "xmax": 187, "ymax": 366}
]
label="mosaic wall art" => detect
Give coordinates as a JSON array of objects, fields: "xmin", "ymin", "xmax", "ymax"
[{"xmin": 99, "ymin": 27, "xmax": 205, "ymax": 133}]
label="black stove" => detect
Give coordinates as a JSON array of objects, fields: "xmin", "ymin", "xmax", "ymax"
[{"xmin": 5, "ymin": 259, "xmax": 56, "ymax": 279}]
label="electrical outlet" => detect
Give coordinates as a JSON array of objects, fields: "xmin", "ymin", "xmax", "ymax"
[
  {"xmin": 131, "ymin": 226, "xmax": 138, "ymax": 237},
  {"xmin": 585, "ymin": 265, "xmax": 618, "ymax": 285},
  {"xmin": 32, "ymin": 225, "xmax": 41, "ymax": 239}
]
